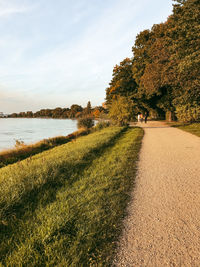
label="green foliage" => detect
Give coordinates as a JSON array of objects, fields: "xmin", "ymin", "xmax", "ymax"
[
  {"xmin": 105, "ymin": 0, "xmax": 200, "ymax": 121},
  {"xmin": 0, "ymin": 127, "xmax": 143, "ymax": 266},
  {"xmin": 86, "ymin": 100, "xmax": 92, "ymax": 114},
  {"xmin": 132, "ymin": 22, "xmax": 175, "ymax": 113},
  {"xmin": 170, "ymin": 122, "xmax": 200, "ymax": 137},
  {"xmin": 108, "ymin": 96, "xmax": 133, "ymax": 126},
  {"xmin": 132, "ymin": 29, "xmax": 152, "ymax": 87},
  {"xmin": 70, "ymin": 104, "xmax": 83, "ymax": 118},
  {"xmin": 93, "ymin": 121, "xmax": 110, "ymax": 131},
  {"xmin": 9, "ymin": 102, "xmax": 107, "ymax": 119},
  {"xmin": 106, "ymin": 58, "xmax": 137, "ymax": 106},
  {"xmin": 77, "ymin": 117, "xmax": 94, "ymax": 129},
  {"xmin": 168, "ymin": 0, "xmax": 200, "ymax": 104},
  {"xmin": 175, "ymin": 102, "xmax": 200, "ymax": 122},
  {"xmin": 178, "ymin": 123, "xmax": 200, "ymax": 137}
]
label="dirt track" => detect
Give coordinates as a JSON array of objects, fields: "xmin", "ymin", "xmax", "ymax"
[{"xmin": 114, "ymin": 121, "xmax": 200, "ymax": 266}]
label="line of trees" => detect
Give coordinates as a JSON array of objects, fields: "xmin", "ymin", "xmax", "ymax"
[
  {"xmin": 8, "ymin": 101, "xmax": 107, "ymax": 119},
  {"xmin": 106, "ymin": 0, "xmax": 200, "ymax": 123}
]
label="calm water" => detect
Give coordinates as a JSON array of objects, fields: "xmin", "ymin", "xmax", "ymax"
[{"xmin": 0, "ymin": 118, "xmax": 78, "ymax": 151}]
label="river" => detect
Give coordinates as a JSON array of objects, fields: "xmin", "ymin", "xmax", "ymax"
[{"xmin": 0, "ymin": 118, "xmax": 78, "ymax": 151}]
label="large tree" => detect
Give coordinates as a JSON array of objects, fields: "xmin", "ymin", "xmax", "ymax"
[
  {"xmin": 169, "ymin": 0, "xmax": 200, "ymax": 102},
  {"xmin": 132, "ymin": 23, "xmax": 174, "ymax": 117},
  {"xmin": 105, "ymin": 0, "xmax": 200, "ymax": 122},
  {"xmin": 106, "ymin": 58, "xmax": 137, "ymax": 106},
  {"xmin": 132, "ymin": 0, "xmax": 200, "ymax": 120}
]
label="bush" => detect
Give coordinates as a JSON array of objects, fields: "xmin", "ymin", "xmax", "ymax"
[
  {"xmin": 175, "ymin": 102, "xmax": 200, "ymax": 122},
  {"xmin": 108, "ymin": 96, "xmax": 133, "ymax": 126},
  {"xmin": 15, "ymin": 139, "xmax": 26, "ymax": 148},
  {"xmin": 77, "ymin": 117, "xmax": 94, "ymax": 129},
  {"xmin": 94, "ymin": 121, "xmax": 110, "ymax": 131}
]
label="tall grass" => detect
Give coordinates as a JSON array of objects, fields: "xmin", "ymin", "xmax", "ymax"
[
  {"xmin": 0, "ymin": 129, "xmax": 89, "ymax": 169},
  {"xmin": 0, "ymin": 121, "xmax": 111, "ymax": 169},
  {"xmin": 0, "ymin": 127, "xmax": 123, "ymax": 221},
  {"xmin": 177, "ymin": 123, "xmax": 200, "ymax": 137},
  {"xmin": 0, "ymin": 126, "xmax": 143, "ymax": 266}
]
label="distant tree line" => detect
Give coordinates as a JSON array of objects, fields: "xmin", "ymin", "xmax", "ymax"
[
  {"xmin": 106, "ymin": 0, "xmax": 200, "ymax": 122},
  {"xmin": 8, "ymin": 101, "xmax": 107, "ymax": 119}
]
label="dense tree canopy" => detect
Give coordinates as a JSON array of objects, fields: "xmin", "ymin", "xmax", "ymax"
[
  {"xmin": 106, "ymin": 0, "xmax": 200, "ymax": 122},
  {"xmin": 106, "ymin": 58, "xmax": 137, "ymax": 106}
]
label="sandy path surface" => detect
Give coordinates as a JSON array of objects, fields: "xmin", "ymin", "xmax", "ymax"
[{"xmin": 114, "ymin": 121, "xmax": 200, "ymax": 266}]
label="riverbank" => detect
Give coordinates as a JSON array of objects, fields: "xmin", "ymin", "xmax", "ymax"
[
  {"xmin": 0, "ymin": 121, "xmax": 109, "ymax": 169},
  {"xmin": 0, "ymin": 118, "xmax": 78, "ymax": 152},
  {"xmin": 0, "ymin": 126, "xmax": 143, "ymax": 266},
  {"xmin": 0, "ymin": 128, "xmax": 89, "ymax": 168}
]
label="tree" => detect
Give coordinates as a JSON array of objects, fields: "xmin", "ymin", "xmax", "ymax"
[
  {"xmin": 93, "ymin": 109, "xmax": 100, "ymax": 118},
  {"xmin": 77, "ymin": 117, "xmax": 94, "ymax": 129},
  {"xmin": 130, "ymin": 0, "xmax": 200, "ymax": 120},
  {"xmin": 108, "ymin": 96, "xmax": 134, "ymax": 126},
  {"xmin": 132, "ymin": 29, "xmax": 152, "ymax": 88},
  {"xmin": 70, "ymin": 104, "xmax": 83, "ymax": 118},
  {"xmin": 26, "ymin": 111, "xmax": 33, "ymax": 117},
  {"xmin": 175, "ymin": 101, "xmax": 200, "ymax": 122},
  {"xmin": 52, "ymin": 107, "xmax": 63, "ymax": 118},
  {"xmin": 169, "ymin": 0, "xmax": 200, "ymax": 105},
  {"xmin": 132, "ymin": 23, "xmax": 174, "ymax": 117},
  {"xmin": 86, "ymin": 101, "xmax": 92, "ymax": 114},
  {"xmin": 106, "ymin": 58, "xmax": 137, "ymax": 106}
]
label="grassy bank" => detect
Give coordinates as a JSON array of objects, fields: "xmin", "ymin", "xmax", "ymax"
[
  {"xmin": 170, "ymin": 122, "xmax": 200, "ymax": 137},
  {"xmin": 0, "ymin": 129, "xmax": 89, "ymax": 169},
  {"xmin": 0, "ymin": 126, "xmax": 143, "ymax": 266}
]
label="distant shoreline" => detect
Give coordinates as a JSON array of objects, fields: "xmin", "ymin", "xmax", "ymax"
[{"xmin": 0, "ymin": 117, "xmax": 77, "ymax": 120}]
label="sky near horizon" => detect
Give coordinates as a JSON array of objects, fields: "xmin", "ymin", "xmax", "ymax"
[{"xmin": 0, "ymin": 0, "xmax": 173, "ymax": 114}]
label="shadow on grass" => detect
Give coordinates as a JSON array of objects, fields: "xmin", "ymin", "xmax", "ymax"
[
  {"xmin": 39, "ymin": 129, "xmax": 144, "ymax": 266},
  {"xmin": 0, "ymin": 127, "xmax": 128, "ymax": 261}
]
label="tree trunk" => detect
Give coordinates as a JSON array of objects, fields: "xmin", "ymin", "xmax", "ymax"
[{"xmin": 166, "ymin": 111, "xmax": 175, "ymax": 121}]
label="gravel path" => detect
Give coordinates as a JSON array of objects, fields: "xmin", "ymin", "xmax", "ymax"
[{"xmin": 114, "ymin": 121, "xmax": 200, "ymax": 266}]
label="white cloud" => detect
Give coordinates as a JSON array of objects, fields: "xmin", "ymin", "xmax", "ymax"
[{"xmin": 0, "ymin": 0, "xmax": 31, "ymax": 17}]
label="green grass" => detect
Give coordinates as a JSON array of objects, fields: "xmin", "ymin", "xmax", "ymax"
[
  {"xmin": 0, "ymin": 126, "xmax": 143, "ymax": 266},
  {"xmin": 169, "ymin": 122, "xmax": 200, "ymax": 137},
  {"xmin": 0, "ymin": 129, "xmax": 89, "ymax": 169},
  {"xmin": 0, "ymin": 122, "xmax": 110, "ymax": 169}
]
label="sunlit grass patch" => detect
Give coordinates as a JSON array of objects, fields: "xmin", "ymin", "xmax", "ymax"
[
  {"xmin": 170, "ymin": 122, "xmax": 200, "ymax": 137},
  {"xmin": 0, "ymin": 127, "xmax": 143, "ymax": 266},
  {"xmin": 177, "ymin": 123, "xmax": 200, "ymax": 137},
  {"xmin": 0, "ymin": 129, "xmax": 89, "ymax": 169}
]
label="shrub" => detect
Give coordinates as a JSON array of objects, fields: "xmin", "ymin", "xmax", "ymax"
[
  {"xmin": 108, "ymin": 96, "xmax": 133, "ymax": 126},
  {"xmin": 15, "ymin": 139, "xmax": 25, "ymax": 148},
  {"xmin": 77, "ymin": 117, "xmax": 94, "ymax": 129},
  {"xmin": 175, "ymin": 102, "xmax": 200, "ymax": 122},
  {"xmin": 94, "ymin": 121, "xmax": 110, "ymax": 131}
]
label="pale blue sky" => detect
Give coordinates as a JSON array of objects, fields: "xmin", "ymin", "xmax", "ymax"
[{"xmin": 0, "ymin": 0, "xmax": 173, "ymax": 113}]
